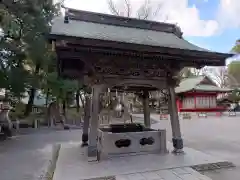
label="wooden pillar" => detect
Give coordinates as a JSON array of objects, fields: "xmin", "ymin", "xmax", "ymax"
[
  {"xmin": 88, "ymin": 85, "xmax": 101, "ymax": 158},
  {"xmin": 143, "ymin": 90, "xmax": 150, "ymax": 128},
  {"xmin": 168, "ymin": 78, "xmax": 183, "ymax": 153},
  {"xmin": 194, "ymin": 96, "xmax": 197, "ymax": 108},
  {"xmin": 81, "ymin": 93, "xmax": 91, "ymax": 147}
]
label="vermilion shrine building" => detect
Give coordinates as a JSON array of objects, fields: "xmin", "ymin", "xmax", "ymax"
[
  {"xmin": 49, "ymin": 9, "xmax": 232, "ymax": 159},
  {"xmin": 175, "ymin": 76, "xmax": 232, "ymax": 113}
]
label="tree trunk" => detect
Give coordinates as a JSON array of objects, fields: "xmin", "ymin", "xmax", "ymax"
[
  {"xmin": 76, "ymin": 90, "xmax": 80, "ymax": 112},
  {"xmin": 24, "ymin": 63, "xmax": 40, "ymax": 116},
  {"xmin": 79, "ymin": 92, "xmax": 85, "ymax": 109},
  {"xmin": 62, "ymin": 100, "xmax": 66, "ymax": 116},
  {"xmin": 45, "ymin": 88, "xmax": 50, "ymax": 108},
  {"xmin": 44, "ymin": 89, "xmax": 50, "ymax": 125},
  {"xmin": 24, "ymin": 88, "xmax": 36, "ymax": 116}
]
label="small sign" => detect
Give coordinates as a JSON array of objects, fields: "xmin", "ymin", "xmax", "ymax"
[
  {"xmin": 160, "ymin": 114, "xmax": 168, "ymax": 120},
  {"xmin": 229, "ymin": 111, "xmax": 236, "ymax": 116},
  {"xmin": 182, "ymin": 113, "xmax": 191, "ymax": 119},
  {"xmin": 198, "ymin": 113, "xmax": 207, "ymax": 118}
]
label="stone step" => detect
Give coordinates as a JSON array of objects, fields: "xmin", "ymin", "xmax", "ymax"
[{"xmin": 83, "ymin": 168, "xmax": 213, "ymax": 180}]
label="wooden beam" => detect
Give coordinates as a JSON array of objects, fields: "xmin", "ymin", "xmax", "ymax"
[{"xmin": 56, "ymin": 48, "xmax": 225, "ymax": 67}]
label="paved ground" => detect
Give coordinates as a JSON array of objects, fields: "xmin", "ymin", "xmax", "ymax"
[
  {"xmin": 150, "ymin": 115, "xmax": 240, "ymax": 180},
  {"xmin": 0, "ymin": 128, "xmax": 82, "ymax": 180},
  {"xmin": 54, "ymin": 142, "xmax": 221, "ymax": 180},
  {"xmin": 114, "ymin": 167, "xmax": 212, "ymax": 180},
  {"xmin": 1, "ymin": 115, "xmax": 240, "ymax": 180}
]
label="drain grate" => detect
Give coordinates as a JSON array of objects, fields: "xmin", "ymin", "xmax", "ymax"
[
  {"xmin": 191, "ymin": 161, "xmax": 235, "ymax": 172},
  {"xmin": 84, "ymin": 176, "xmax": 116, "ymax": 180}
]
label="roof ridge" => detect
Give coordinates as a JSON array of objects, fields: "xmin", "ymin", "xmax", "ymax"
[
  {"xmin": 184, "ymin": 76, "xmax": 199, "ymax": 79},
  {"xmin": 181, "ymin": 75, "xmax": 205, "ymax": 81},
  {"xmin": 62, "ymin": 7, "xmax": 183, "ymax": 38},
  {"xmin": 198, "ymin": 75, "xmax": 218, "ymax": 87}
]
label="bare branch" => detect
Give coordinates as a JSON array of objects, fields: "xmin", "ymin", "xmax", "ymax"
[
  {"xmin": 124, "ymin": 0, "xmax": 131, "ymax": 17},
  {"xmin": 153, "ymin": 2, "xmax": 162, "ymax": 18},
  {"xmin": 202, "ymin": 66, "xmax": 239, "ymax": 88},
  {"xmin": 107, "ymin": 0, "xmax": 120, "ymax": 16},
  {"xmin": 137, "ymin": 0, "xmax": 151, "ymax": 19},
  {"xmin": 107, "ymin": 0, "xmax": 166, "ymax": 21},
  {"xmin": 142, "ymin": 0, "xmax": 151, "ymax": 19}
]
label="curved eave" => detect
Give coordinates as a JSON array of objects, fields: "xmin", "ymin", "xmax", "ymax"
[
  {"xmin": 111, "ymin": 86, "xmax": 158, "ymax": 92},
  {"xmin": 179, "ymin": 107, "xmax": 227, "ymax": 112},
  {"xmin": 49, "ymin": 34, "xmax": 232, "ymax": 66},
  {"xmin": 176, "ymin": 89, "xmax": 233, "ymax": 94}
]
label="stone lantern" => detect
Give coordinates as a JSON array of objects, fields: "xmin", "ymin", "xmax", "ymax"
[{"xmin": 0, "ymin": 100, "xmax": 13, "ymax": 137}]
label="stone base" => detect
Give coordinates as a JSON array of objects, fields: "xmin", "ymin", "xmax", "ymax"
[
  {"xmin": 98, "ymin": 127, "xmax": 167, "ymax": 160},
  {"xmin": 81, "ymin": 142, "xmax": 88, "ymax": 147},
  {"xmin": 53, "ymin": 143, "xmax": 227, "ymax": 180},
  {"xmin": 172, "ymin": 148, "xmax": 185, "ymax": 154},
  {"xmin": 87, "ymin": 145, "xmax": 98, "ymax": 157}
]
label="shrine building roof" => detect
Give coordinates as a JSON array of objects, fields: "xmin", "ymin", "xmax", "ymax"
[
  {"xmin": 51, "ymin": 12, "xmax": 203, "ymax": 51},
  {"xmin": 49, "ymin": 9, "xmax": 231, "ymax": 58},
  {"xmin": 175, "ymin": 76, "xmax": 233, "ymax": 94}
]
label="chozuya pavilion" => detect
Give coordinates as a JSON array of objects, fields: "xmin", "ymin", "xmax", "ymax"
[{"xmin": 49, "ymin": 8, "xmax": 232, "ymax": 160}]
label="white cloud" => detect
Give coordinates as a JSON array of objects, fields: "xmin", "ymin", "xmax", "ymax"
[
  {"xmin": 217, "ymin": 0, "xmax": 240, "ymax": 29},
  {"xmin": 186, "ymin": 39, "xmax": 214, "ymax": 50},
  {"xmin": 62, "ymin": 0, "xmax": 219, "ymax": 37},
  {"xmin": 153, "ymin": 1, "xmax": 219, "ymax": 36},
  {"xmin": 63, "ymin": 0, "xmax": 108, "ymax": 13},
  {"xmin": 226, "ymin": 54, "xmax": 240, "ymax": 65}
]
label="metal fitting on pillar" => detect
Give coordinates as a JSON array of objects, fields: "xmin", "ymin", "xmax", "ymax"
[
  {"xmin": 172, "ymin": 138, "xmax": 184, "ymax": 153},
  {"xmin": 81, "ymin": 134, "xmax": 89, "ymax": 147}
]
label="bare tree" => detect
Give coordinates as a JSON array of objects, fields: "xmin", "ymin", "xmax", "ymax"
[
  {"xmin": 178, "ymin": 67, "xmax": 203, "ymax": 79},
  {"xmin": 136, "ymin": 0, "xmax": 152, "ymax": 19},
  {"xmin": 203, "ymin": 67, "xmax": 238, "ymax": 88},
  {"xmin": 107, "ymin": 0, "xmax": 167, "ymax": 20},
  {"xmin": 108, "ymin": 0, "xmax": 122, "ymax": 16}
]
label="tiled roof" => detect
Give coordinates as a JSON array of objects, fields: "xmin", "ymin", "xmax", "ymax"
[
  {"xmin": 51, "ymin": 13, "xmax": 210, "ymax": 52},
  {"xmin": 175, "ymin": 76, "xmax": 232, "ymax": 93}
]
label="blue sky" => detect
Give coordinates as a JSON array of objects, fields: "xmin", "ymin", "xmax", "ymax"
[
  {"xmin": 64, "ymin": 0, "xmax": 239, "ymax": 54},
  {"xmin": 186, "ymin": 28, "xmax": 238, "ymax": 53},
  {"xmin": 185, "ymin": 0, "xmax": 238, "ymax": 53}
]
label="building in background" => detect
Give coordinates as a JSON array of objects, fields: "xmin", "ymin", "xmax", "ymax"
[{"xmin": 175, "ymin": 76, "xmax": 232, "ymax": 113}]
